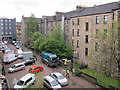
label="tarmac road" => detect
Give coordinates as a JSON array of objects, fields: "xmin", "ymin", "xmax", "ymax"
[{"xmin": 4, "ymin": 44, "xmax": 97, "ymax": 89}]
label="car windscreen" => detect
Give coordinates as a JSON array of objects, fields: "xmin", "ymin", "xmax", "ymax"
[
  {"xmin": 58, "ymin": 75, "xmax": 64, "ymax": 79},
  {"xmin": 17, "ymin": 80, "xmax": 24, "ymax": 86},
  {"xmin": 11, "ymin": 65, "xmax": 15, "ymax": 68},
  {"xmin": 29, "ymin": 68, "xmax": 33, "ymax": 70},
  {"xmin": 51, "ymin": 80, "xmax": 58, "ymax": 86}
]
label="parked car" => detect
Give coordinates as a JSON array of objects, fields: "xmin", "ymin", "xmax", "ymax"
[
  {"xmin": 43, "ymin": 76, "xmax": 61, "ymax": 89},
  {"xmin": 14, "ymin": 43, "xmax": 17, "ymax": 46},
  {"xmin": 22, "ymin": 58, "xmax": 35, "ymax": 65},
  {"xmin": 50, "ymin": 72, "xmax": 68, "ymax": 86},
  {"xmin": 16, "ymin": 45, "xmax": 20, "ymax": 49},
  {"xmin": 14, "ymin": 73, "xmax": 35, "ymax": 89},
  {"xmin": 12, "ymin": 41, "xmax": 16, "ymax": 45},
  {"xmin": 28, "ymin": 66, "xmax": 43, "ymax": 73},
  {"xmin": 8, "ymin": 62, "xmax": 25, "ymax": 73}
]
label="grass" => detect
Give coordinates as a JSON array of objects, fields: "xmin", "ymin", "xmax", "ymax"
[
  {"xmin": 80, "ymin": 68, "xmax": 120, "ymax": 89},
  {"xmin": 25, "ymin": 71, "xmax": 43, "ymax": 89}
]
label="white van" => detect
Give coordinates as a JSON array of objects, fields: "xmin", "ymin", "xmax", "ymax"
[
  {"xmin": 23, "ymin": 51, "xmax": 33, "ymax": 60},
  {"xmin": 3, "ymin": 53, "xmax": 17, "ymax": 63},
  {"xmin": 8, "ymin": 62, "xmax": 25, "ymax": 73},
  {"xmin": 14, "ymin": 73, "xmax": 35, "ymax": 89},
  {"xmin": 17, "ymin": 49, "xmax": 23, "ymax": 59}
]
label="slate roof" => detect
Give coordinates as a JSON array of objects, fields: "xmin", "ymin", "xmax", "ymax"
[
  {"xmin": 71, "ymin": 2, "xmax": 120, "ymax": 18},
  {"xmin": 56, "ymin": 11, "xmax": 76, "ymax": 21}
]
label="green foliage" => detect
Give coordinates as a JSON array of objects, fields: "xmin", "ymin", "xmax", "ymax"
[
  {"xmin": 80, "ymin": 68, "xmax": 120, "ymax": 89},
  {"xmin": 34, "ymin": 34, "xmax": 44, "ymax": 52},
  {"xmin": 32, "ymin": 32, "xmax": 43, "ymax": 46},
  {"xmin": 88, "ymin": 20, "xmax": 119, "ymax": 77},
  {"xmin": 32, "ymin": 24, "xmax": 73, "ymax": 59},
  {"xmin": 25, "ymin": 14, "xmax": 39, "ymax": 38},
  {"xmin": 48, "ymin": 24, "xmax": 63, "ymax": 42}
]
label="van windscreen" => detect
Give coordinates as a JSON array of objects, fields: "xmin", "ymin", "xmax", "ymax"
[{"xmin": 51, "ymin": 57, "xmax": 57, "ymax": 61}]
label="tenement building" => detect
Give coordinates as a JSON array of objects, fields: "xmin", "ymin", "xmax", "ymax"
[
  {"xmin": 16, "ymin": 22, "xmax": 21, "ymax": 41},
  {"xmin": 21, "ymin": 2, "xmax": 120, "ymax": 70},
  {"xmin": 0, "ymin": 18, "xmax": 16, "ymax": 42},
  {"xmin": 70, "ymin": 2, "xmax": 120, "ymax": 67}
]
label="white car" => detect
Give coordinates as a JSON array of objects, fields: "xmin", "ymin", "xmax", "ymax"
[
  {"xmin": 14, "ymin": 73, "xmax": 35, "ymax": 89},
  {"xmin": 50, "ymin": 72, "xmax": 68, "ymax": 86},
  {"xmin": 8, "ymin": 62, "xmax": 25, "ymax": 73},
  {"xmin": 16, "ymin": 45, "xmax": 20, "ymax": 49},
  {"xmin": 43, "ymin": 76, "xmax": 61, "ymax": 89}
]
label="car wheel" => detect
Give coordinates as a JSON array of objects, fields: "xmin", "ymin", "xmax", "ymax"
[
  {"xmin": 12, "ymin": 70, "xmax": 14, "ymax": 73},
  {"xmin": 46, "ymin": 63, "xmax": 49, "ymax": 67},
  {"xmin": 23, "ymin": 67, "xmax": 25, "ymax": 70}
]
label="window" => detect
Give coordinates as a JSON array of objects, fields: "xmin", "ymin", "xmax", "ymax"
[
  {"xmin": 72, "ymin": 19, "xmax": 74, "ymax": 25},
  {"xmin": 9, "ymin": 20, "xmax": 11, "ymax": 22},
  {"xmin": 2, "ymin": 32, "xmax": 4, "ymax": 35},
  {"xmin": 1, "ymin": 27, "xmax": 3, "ymax": 30},
  {"xmin": 104, "ymin": 15, "xmax": 108, "ymax": 24},
  {"xmin": 77, "ymin": 29, "xmax": 79, "ymax": 36},
  {"xmin": 1, "ymin": 23, "xmax": 3, "ymax": 26},
  {"xmin": 85, "ymin": 35, "xmax": 88, "ymax": 43},
  {"xmin": 53, "ymin": 74, "xmax": 57, "ymax": 78},
  {"xmin": 9, "ymin": 27, "xmax": 11, "ymax": 29},
  {"xmin": 96, "ymin": 29, "xmax": 98, "ymax": 38},
  {"xmin": 96, "ymin": 16, "xmax": 99, "ymax": 24},
  {"xmin": 95, "ymin": 43, "xmax": 98, "ymax": 51},
  {"xmin": 118, "ymin": 11, "xmax": 120, "ymax": 18},
  {"xmin": 9, "ymin": 32, "xmax": 11, "ymax": 34},
  {"xmin": 77, "ymin": 40, "xmax": 79, "ymax": 48},
  {"xmin": 72, "ymin": 39, "xmax": 74, "ymax": 47},
  {"xmin": 5, "ymin": 20, "xmax": 7, "ymax": 22},
  {"xmin": 77, "ymin": 51, "xmax": 79, "ymax": 60},
  {"xmin": 86, "ymin": 22, "xmax": 89, "ymax": 31},
  {"xmin": 6, "ymin": 32, "xmax": 8, "ymax": 35},
  {"xmin": 25, "ymin": 77, "xmax": 32, "ymax": 85},
  {"xmin": 85, "ymin": 48, "xmax": 88, "ymax": 56},
  {"xmin": 104, "ymin": 29, "xmax": 107, "ymax": 36},
  {"xmin": 1, "ymin": 20, "xmax": 3, "ymax": 22},
  {"xmin": 5, "ymin": 27, "xmax": 8, "ymax": 29},
  {"xmin": 77, "ymin": 18, "xmax": 79, "ymax": 25},
  {"xmin": 72, "ymin": 29, "xmax": 74, "ymax": 36}
]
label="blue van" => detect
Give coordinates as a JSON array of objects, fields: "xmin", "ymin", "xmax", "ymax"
[{"xmin": 41, "ymin": 52, "xmax": 59, "ymax": 67}]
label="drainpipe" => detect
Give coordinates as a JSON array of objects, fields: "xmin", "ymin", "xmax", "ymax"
[
  {"xmin": 62, "ymin": 15, "xmax": 65, "ymax": 40},
  {"xmin": 44, "ymin": 18, "xmax": 47, "ymax": 40}
]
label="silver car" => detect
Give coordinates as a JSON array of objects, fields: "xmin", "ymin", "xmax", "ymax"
[
  {"xmin": 8, "ymin": 62, "xmax": 25, "ymax": 73},
  {"xmin": 43, "ymin": 76, "xmax": 61, "ymax": 89},
  {"xmin": 50, "ymin": 72, "xmax": 68, "ymax": 86}
]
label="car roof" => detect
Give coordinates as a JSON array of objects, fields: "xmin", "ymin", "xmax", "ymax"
[
  {"xmin": 44, "ymin": 76, "xmax": 55, "ymax": 82},
  {"xmin": 42, "ymin": 52, "xmax": 57, "ymax": 58},
  {"xmin": 30, "ymin": 66, "xmax": 38, "ymax": 69},
  {"xmin": 20, "ymin": 73, "xmax": 34, "ymax": 81},
  {"xmin": 51, "ymin": 72, "xmax": 62, "ymax": 77},
  {"xmin": 14, "ymin": 62, "xmax": 24, "ymax": 66}
]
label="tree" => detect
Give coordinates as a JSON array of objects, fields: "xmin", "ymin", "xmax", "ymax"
[
  {"xmin": 25, "ymin": 14, "xmax": 39, "ymax": 46},
  {"xmin": 32, "ymin": 32, "xmax": 43, "ymax": 46},
  {"xmin": 88, "ymin": 20, "xmax": 119, "ymax": 77},
  {"xmin": 33, "ymin": 33, "xmax": 44, "ymax": 52},
  {"xmin": 38, "ymin": 24, "xmax": 73, "ymax": 59}
]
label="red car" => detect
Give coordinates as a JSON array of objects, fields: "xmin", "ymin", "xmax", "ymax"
[{"xmin": 28, "ymin": 66, "xmax": 43, "ymax": 73}]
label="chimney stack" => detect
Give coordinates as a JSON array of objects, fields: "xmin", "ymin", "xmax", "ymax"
[{"xmin": 76, "ymin": 6, "xmax": 87, "ymax": 12}]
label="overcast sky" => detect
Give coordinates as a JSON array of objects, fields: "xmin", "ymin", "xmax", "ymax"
[{"xmin": 0, "ymin": 0, "xmax": 119, "ymax": 22}]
